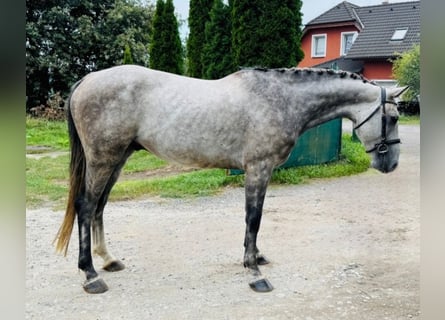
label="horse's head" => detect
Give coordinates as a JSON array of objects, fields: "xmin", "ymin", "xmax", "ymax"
[{"xmin": 354, "ymin": 86, "xmax": 408, "ymax": 173}]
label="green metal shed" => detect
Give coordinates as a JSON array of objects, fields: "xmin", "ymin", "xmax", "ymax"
[{"xmin": 228, "ymin": 118, "xmax": 342, "ymax": 175}]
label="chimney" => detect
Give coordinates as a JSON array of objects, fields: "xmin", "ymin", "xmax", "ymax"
[{"xmin": 382, "ymin": 1, "xmax": 389, "ymax": 4}]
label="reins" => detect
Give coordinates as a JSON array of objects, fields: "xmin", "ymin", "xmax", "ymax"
[{"xmin": 354, "ymin": 87, "xmax": 401, "ymax": 154}]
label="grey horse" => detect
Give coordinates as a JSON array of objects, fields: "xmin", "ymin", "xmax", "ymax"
[{"xmin": 54, "ymin": 65, "xmax": 407, "ymax": 293}]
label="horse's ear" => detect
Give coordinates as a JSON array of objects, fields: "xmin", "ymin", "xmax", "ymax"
[{"xmin": 391, "ymin": 86, "xmax": 409, "ymax": 98}]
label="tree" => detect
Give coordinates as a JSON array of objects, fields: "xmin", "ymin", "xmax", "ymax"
[
  {"xmin": 26, "ymin": 0, "xmax": 111, "ymax": 109},
  {"xmin": 149, "ymin": 0, "xmax": 183, "ymax": 74},
  {"xmin": 149, "ymin": 0, "xmax": 166, "ymax": 70},
  {"xmin": 26, "ymin": 0, "xmax": 154, "ymax": 111},
  {"xmin": 98, "ymin": 0, "xmax": 153, "ymax": 68},
  {"xmin": 231, "ymin": 0, "xmax": 304, "ymax": 68},
  {"xmin": 201, "ymin": 0, "xmax": 235, "ymax": 79},
  {"xmin": 186, "ymin": 0, "xmax": 214, "ymax": 77},
  {"xmin": 392, "ymin": 44, "xmax": 420, "ymax": 101},
  {"xmin": 123, "ymin": 44, "xmax": 134, "ymax": 64}
]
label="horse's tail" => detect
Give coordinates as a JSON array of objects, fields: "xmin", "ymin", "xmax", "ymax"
[{"xmin": 54, "ymin": 80, "xmax": 86, "ymax": 256}]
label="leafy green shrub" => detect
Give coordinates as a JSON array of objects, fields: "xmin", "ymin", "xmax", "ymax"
[{"xmin": 392, "ymin": 45, "xmax": 420, "ymax": 102}]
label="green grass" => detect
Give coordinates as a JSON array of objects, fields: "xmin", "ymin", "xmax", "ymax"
[
  {"xmin": 109, "ymin": 134, "xmax": 369, "ymax": 201},
  {"xmin": 271, "ymin": 135, "xmax": 369, "ymax": 184},
  {"xmin": 26, "ymin": 117, "xmax": 69, "ymax": 151},
  {"xmin": 399, "ymin": 114, "xmax": 420, "ymax": 125},
  {"xmin": 122, "ymin": 150, "xmax": 168, "ymax": 173},
  {"xmin": 26, "ymin": 155, "xmax": 70, "ymax": 208},
  {"xmin": 112, "ymin": 169, "xmax": 241, "ymax": 199},
  {"xmin": 26, "ymin": 118, "xmax": 371, "ymax": 209}
]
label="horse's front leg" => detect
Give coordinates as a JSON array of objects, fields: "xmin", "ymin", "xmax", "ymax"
[{"xmin": 243, "ymin": 163, "xmax": 274, "ymax": 292}]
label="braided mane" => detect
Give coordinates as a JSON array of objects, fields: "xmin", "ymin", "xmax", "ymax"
[{"xmin": 248, "ymin": 66, "xmax": 373, "ymax": 84}]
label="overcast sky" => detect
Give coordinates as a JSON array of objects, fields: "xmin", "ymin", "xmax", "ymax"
[{"xmin": 172, "ymin": 0, "xmax": 415, "ymax": 40}]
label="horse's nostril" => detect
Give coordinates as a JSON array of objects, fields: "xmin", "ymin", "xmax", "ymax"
[{"xmin": 383, "ymin": 162, "xmax": 398, "ymax": 173}]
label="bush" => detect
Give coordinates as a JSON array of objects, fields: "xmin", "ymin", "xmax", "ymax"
[
  {"xmin": 29, "ymin": 92, "xmax": 66, "ymax": 121},
  {"xmin": 392, "ymin": 45, "xmax": 420, "ymax": 102},
  {"xmin": 397, "ymin": 100, "xmax": 420, "ymax": 116}
]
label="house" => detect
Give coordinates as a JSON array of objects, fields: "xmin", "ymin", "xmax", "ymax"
[{"xmin": 298, "ymin": 0, "xmax": 420, "ymax": 87}]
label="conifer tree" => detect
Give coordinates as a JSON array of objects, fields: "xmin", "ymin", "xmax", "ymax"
[
  {"xmin": 202, "ymin": 0, "xmax": 234, "ymax": 79},
  {"xmin": 123, "ymin": 44, "xmax": 134, "ymax": 64},
  {"xmin": 186, "ymin": 0, "xmax": 214, "ymax": 77},
  {"xmin": 149, "ymin": 0, "xmax": 183, "ymax": 74},
  {"xmin": 231, "ymin": 0, "xmax": 304, "ymax": 68},
  {"xmin": 149, "ymin": 0, "xmax": 166, "ymax": 70}
]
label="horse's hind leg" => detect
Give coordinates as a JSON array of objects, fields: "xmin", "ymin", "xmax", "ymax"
[
  {"xmin": 244, "ymin": 241, "xmax": 270, "ymax": 266},
  {"xmin": 243, "ymin": 162, "xmax": 274, "ymax": 292},
  {"xmin": 76, "ymin": 176, "xmax": 111, "ymax": 293},
  {"xmin": 77, "ymin": 153, "xmax": 131, "ymax": 294},
  {"xmin": 92, "ymin": 148, "xmax": 135, "ymax": 272}
]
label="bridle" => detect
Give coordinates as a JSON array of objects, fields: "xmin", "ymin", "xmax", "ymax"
[{"xmin": 354, "ymin": 87, "xmax": 401, "ymax": 154}]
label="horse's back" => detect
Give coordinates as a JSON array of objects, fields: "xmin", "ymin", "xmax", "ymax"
[
  {"xmin": 69, "ymin": 65, "xmax": 252, "ymax": 168},
  {"xmin": 72, "ymin": 65, "xmax": 234, "ymax": 117}
]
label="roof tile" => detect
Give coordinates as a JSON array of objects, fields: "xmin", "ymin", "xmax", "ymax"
[
  {"xmin": 306, "ymin": 1, "xmax": 360, "ymax": 25},
  {"xmin": 305, "ymin": 1, "xmax": 420, "ymax": 59}
]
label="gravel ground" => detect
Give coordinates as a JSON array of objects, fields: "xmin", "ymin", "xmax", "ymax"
[{"xmin": 26, "ymin": 124, "xmax": 419, "ymax": 320}]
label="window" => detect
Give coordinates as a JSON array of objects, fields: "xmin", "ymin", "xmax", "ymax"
[
  {"xmin": 391, "ymin": 28, "xmax": 408, "ymax": 41},
  {"xmin": 312, "ymin": 34, "xmax": 326, "ymax": 57},
  {"xmin": 341, "ymin": 32, "xmax": 358, "ymax": 55}
]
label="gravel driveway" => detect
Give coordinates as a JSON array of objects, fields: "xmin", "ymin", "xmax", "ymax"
[{"xmin": 26, "ymin": 124, "xmax": 419, "ymax": 320}]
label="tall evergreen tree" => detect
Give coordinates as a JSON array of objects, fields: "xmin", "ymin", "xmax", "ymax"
[
  {"xmin": 186, "ymin": 0, "xmax": 214, "ymax": 78},
  {"xmin": 149, "ymin": 0, "xmax": 183, "ymax": 74},
  {"xmin": 202, "ymin": 0, "xmax": 234, "ymax": 79},
  {"xmin": 149, "ymin": 0, "xmax": 166, "ymax": 70},
  {"xmin": 123, "ymin": 44, "xmax": 134, "ymax": 64},
  {"xmin": 231, "ymin": 0, "xmax": 304, "ymax": 68}
]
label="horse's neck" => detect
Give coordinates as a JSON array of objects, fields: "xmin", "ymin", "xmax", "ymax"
[
  {"xmin": 242, "ymin": 70, "xmax": 380, "ymax": 133},
  {"xmin": 292, "ymin": 79, "xmax": 380, "ymax": 131}
]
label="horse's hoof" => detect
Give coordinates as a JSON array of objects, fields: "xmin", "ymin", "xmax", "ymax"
[
  {"xmin": 256, "ymin": 255, "xmax": 270, "ymax": 265},
  {"xmin": 83, "ymin": 277, "xmax": 109, "ymax": 294},
  {"xmin": 103, "ymin": 260, "xmax": 125, "ymax": 272},
  {"xmin": 249, "ymin": 278, "xmax": 274, "ymax": 292}
]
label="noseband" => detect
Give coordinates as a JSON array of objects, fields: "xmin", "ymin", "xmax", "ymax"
[{"xmin": 354, "ymin": 87, "xmax": 401, "ymax": 154}]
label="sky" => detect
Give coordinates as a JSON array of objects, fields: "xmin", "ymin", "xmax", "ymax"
[{"xmin": 172, "ymin": 0, "xmax": 414, "ymax": 40}]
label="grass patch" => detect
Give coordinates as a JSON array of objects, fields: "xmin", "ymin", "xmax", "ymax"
[
  {"xmin": 26, "ymin": 155, "xmax": 70, "ymax": 208},
  {"xmin": 111, "ymin": 169, "xmax": 242, "ymax": 200},
  {"xmin": 122, "ymin": 150, "xmax": 168, "ymax": 174},
  {"xmin": 26, "ymin": 117, "xmax": 370, "ymax": 208},
  {"xmin": 26, "ymin": 117, "xmax": 68, "ymax": 150},
  {"xmin": 271, "ymin": 134, "xmax": 369, "ymax": 184},
  {"xmin": 399, "ymin": 114, "xmax": 420, "ymax": 125},
  {"xmin": 26, "ymin": 150, "xmax": 171, "ymax": 208},
  {"xmin": 108, "ymin": 134, "xmax": 369, "ymax": 201}
]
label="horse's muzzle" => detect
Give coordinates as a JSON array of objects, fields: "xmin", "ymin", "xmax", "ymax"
[{"xmin": 373, "ymin": 159, "xmax": 398, "ymax": 173}]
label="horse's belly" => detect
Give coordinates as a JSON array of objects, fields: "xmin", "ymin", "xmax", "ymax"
[{"xmin": 137, "ymin": 134, "xmax": 244, "ymax": 170}]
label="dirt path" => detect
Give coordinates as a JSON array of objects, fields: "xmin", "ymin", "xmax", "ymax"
[{"xmin": 26, "ymin": 124, "xmax": 419, "ymax": 320}]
